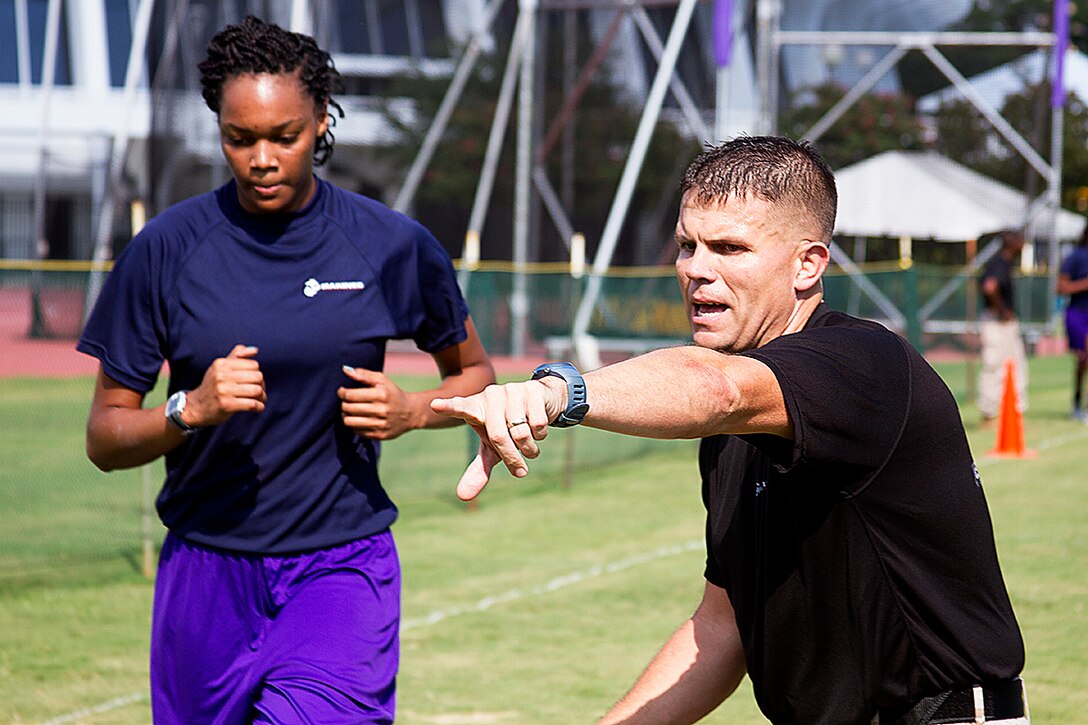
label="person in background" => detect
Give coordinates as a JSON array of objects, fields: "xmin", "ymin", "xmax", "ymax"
[
  {"xmin": 977, "ymin": 229, "xmax": 1029, "ymax": 425},
  {"xmin": 77, "ymin": 16, "xmax": 494, "ymax": 724},
  {"xmin": 1058, "ymin": 223, "xmax": 1088, "ymax": 421},
  {"xmin": 434, "ymin": 136, "xmax": 1027, "ymax": 725}
]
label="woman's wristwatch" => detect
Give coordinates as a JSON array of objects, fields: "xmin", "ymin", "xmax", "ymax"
[
  {"xmin": 165, "ymin": 390, "xmax": 197, "ymax": 436},
  {"xmin": 531, "ymin": 362, "xmax": 590, "ymax": 428}
]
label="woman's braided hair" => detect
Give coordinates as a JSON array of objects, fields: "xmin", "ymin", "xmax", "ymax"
[{"xmin": 198, "ymin": 15, "xmax": 345, "ymax": 166}]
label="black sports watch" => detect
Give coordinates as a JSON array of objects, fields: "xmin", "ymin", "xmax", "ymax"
[
  {"xmin": 531, "ymin": 362, "xmax": 590, "ymax": 428},
  {"xmin": 165, "ymin": 390, "xmax": 197, "ymax": 436}
]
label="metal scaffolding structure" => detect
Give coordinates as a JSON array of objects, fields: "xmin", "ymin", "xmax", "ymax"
[
  {"xmin": 394, "ymin": 0, "xmax": 1069, "ymax": 363},
  {"xmin": 14, "ymin": 0, "xmax": 1071, "ymax": 355},
  {"xmin": 765, "ymin": 2, "xmax": 1067, "ymax": 345},
  {"xmin": 391, "ymin": 0, "xmax": 719, "ymax": 360}
]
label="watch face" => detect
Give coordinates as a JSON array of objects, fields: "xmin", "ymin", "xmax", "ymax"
[
  {"xmin": 166, "ymin": 392, "xmax": 183, "ymax": 417},
  {"xmin": 166, "ymin": 392, "xmax": 193, "ymax": 433}
]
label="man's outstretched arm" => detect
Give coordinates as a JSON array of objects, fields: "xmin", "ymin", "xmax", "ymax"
[
  {"xmin": 599, "ymin": 581, "xmax": 747, "ymax": 725},
  {"xmin": 430, "ymin": 345, "xmax": 788, "ymax": 499}
]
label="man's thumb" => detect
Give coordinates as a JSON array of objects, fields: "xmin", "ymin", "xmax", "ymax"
[{"xmin": 456, "ymin": 447, "xmax": 495, "ymax": 501}]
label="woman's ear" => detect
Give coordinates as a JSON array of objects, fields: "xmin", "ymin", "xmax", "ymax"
[{"xmin": 795, "ymin": 240, "xmax": 830, "ymax": 292}]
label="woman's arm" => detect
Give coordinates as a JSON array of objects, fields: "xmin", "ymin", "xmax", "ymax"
[
  {"xmin": 86, "ymin": 367, "xmax": 182, "ymax": 471},
  {"xmin": 338, "ymin": 316, "xmax": 495, "ymax": 439},
  {"xmin": 86, "ymin": 344, "xmax": 267, "ymax": 471},
  {"xmin": 1057, "ymin": 272, "xmax": 1088, "ymax": 296}
]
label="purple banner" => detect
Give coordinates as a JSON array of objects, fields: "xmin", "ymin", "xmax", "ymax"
[
  {"xmin": 714, "ymin": 0, "xmax": 734, "ymax": 68},
  {"xmin": 1053, "ymin": 0, "xmax": 1069, "ymax": 108}
]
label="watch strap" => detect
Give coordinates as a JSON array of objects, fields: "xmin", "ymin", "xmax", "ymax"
[{"xmin": 531, "ymin": 362, "xmax": 590, "ymax": 428}]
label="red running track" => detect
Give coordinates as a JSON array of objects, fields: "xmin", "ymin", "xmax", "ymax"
[{"xmin": 0, "ymin": 287, "xmax": 545, "ymax": 379}]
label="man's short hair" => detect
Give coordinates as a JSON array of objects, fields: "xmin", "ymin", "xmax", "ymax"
[{"xmin": 680, "ymin": 136, "xmax": 838, "ymax": 242}]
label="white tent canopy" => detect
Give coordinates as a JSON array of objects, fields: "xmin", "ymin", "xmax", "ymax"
[{"xmin": 833, "ymin": 150, "xmax": 1085, "ymax": 242}]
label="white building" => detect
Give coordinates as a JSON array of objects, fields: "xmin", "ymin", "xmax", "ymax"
[{"xmin": 0, "ymin": 0, "xmax": 483, "ymax": 261}]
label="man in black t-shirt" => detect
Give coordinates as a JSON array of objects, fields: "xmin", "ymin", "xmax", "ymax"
[
  {"xmin": 978, "ymin": 230, "xmax": 1029, "ymax": 424},
  {"xmin": 434, "ymin": 137, "xmax": 1027, "ymax": 725}
]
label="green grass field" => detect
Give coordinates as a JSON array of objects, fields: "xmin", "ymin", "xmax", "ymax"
[{"xmin": 1, "ymin": 356, "xmax": 1086, "ymax": 724}]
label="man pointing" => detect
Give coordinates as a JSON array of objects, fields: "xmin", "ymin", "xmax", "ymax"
[{"xmin": 434, "ymin": 136, "xmax": 1027, "ymax": 725}]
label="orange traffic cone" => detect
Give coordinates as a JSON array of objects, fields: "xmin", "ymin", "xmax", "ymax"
[{"xmin": 988, "ymin": 358, "xmax": 1036, "ymax": 459}]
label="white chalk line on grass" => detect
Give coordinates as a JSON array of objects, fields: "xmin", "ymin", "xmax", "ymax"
[
  {"xmin": 401, "ymin": 538, "xmax": 704, "ymax": 630},
  {"xmin": 975, "ymin": 424, "xmax": 1088, "ymax": 466},
  {"xmin": 42, "ymin": 691, "xmax": 147, "ymax": 725},
  {"xmin": 40, "ymin": 539, "xmax": 704, "ymax": 724},
  {"xmin": 1029, "ymin": 425, "xmax": 1088, "ymax": 450}
]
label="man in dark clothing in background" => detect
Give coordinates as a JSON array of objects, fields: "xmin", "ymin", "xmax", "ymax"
[{"xmin": 978, "ymin": 230, "xmax": 1028, "ymax": 425}]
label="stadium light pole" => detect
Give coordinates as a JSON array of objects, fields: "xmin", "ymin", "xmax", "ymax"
[
  {"xmin": 14, "ymin": 0, "xmax": 32, "ymax": 86},
  {"xmin": 1047, "ymin": 0, "xmax": 1069, "ymax": 334},
  {"xmin": 754, "ymin": 0, "xmax": 781, "ymax": 134},
  {"xmin": 712, "ymin": 0, "xmax": 740, "ymax": 144},
  {"xmin": 289, "ymin": 0, "xmax": 310, "ymax": 34}
]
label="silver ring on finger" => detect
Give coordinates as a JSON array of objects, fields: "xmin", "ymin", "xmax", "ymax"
[{"xmin": 507, "ymin": 418, "xmax": 528, "ymax": 429}]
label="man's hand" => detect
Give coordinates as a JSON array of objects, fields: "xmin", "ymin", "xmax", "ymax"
[
  {"xmin": 431, "ymin": 379, "xmax": 563, "ymax": 500},
  {"xmin": 185, "ymin": 344, "xmax": 267, "ymax": 427},
  {"xmin": 339, "ymin": 366, "xmax": 421, "ymax": 440}
]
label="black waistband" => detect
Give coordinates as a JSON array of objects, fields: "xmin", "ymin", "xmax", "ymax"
[{"xmin": 880, "ymin": 678, "xmax": 1025, "ymax": 725}]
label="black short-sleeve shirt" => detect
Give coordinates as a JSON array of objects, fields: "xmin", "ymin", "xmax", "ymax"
[
  {"xmin": 980, "ymin": 254, "xmax": 1015, "ymax": 311},
  {"xmin": 700, "ymin": 306, "xmax": 1023, "ymax": 725}
]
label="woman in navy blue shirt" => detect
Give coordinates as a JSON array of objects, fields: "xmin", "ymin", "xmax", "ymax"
[{"xmin": 78, "ymin": 16, "xmax": 494, "ymax": 723}]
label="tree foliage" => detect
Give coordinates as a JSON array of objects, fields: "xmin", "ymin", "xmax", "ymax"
[
  {"xmin": 932, "ymin": 84, "xmax": 1088, "ymax": 211},
  {"xmin": 898, "ymin": 0, "xmax": 1088, "ymax": 99},
  {"xmin": 779, "ymin": 82, "xmax": 924, "ymax": 170},
  {"xmin": 777, "ymin": 40, "xmax": 1088, "ymax": 214}
]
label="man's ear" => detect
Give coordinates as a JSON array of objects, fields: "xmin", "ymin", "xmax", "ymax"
[
  {"xmin": 316, "ymin": 105, "xmax": 330, "ymax": 137},
  {"xmin": 795, "ymin": 240, "xmax": 830, "ymax": 292}
]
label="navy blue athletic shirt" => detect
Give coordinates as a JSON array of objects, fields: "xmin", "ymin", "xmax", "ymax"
[
  {"xmin": 1061, "ymin": 244, "xmax": 1088, "ymax": 311},
  {"xmin": 78, "ymin": 178, "xmax": 469, "ymax": 554}
]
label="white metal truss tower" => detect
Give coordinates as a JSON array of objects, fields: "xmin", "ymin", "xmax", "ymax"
[
  {"xmin": 390, "ymin": 0, "xmax": 723, "ymax": 361},
  {"xmin": 757, "ymin": 0, "xmax": 1068, "ymax": 344}
]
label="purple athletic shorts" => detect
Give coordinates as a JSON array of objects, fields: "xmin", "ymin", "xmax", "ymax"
[
  {"xmin": 1067, "ymin": 306, "xmax": 1088, "ymax": 352},
  {"xmin": 151, "ymin": 530, "xmax": 400, "ymax": 724}
]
